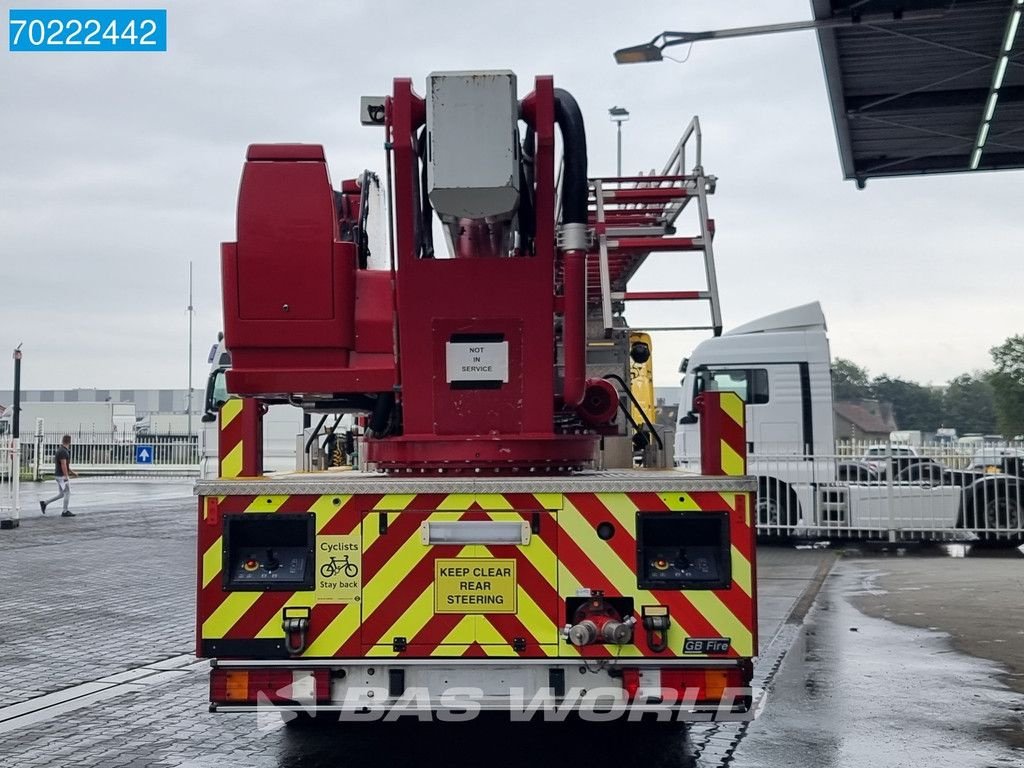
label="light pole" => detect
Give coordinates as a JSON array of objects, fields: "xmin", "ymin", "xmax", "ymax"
[
  {"xmin": 2, "ymin": 345, "xmax": 23, "ymax": 529},
  {"xmin": 612, "ymin": 9, "xmax": 947, "ymax": 63},
  {"xmin": 609, "ymin": 106, "xmax": 629, "ymax": 176},
  {"xmin": 187, "ymin": 261, "xmax": 194, "ymax": 441}
]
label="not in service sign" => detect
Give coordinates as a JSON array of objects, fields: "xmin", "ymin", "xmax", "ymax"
[
  {"xmin": 434, "ymin": 559, "xmax": 517, "ymax": 614},
  {"xmin": 445, "ymin": 341, "xmax": 509, "ymax": 383}
]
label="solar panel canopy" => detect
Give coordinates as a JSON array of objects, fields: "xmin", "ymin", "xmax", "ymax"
[{"xmin": 813, "ymin": 0, "xmax": 1024, "ymax": 185}]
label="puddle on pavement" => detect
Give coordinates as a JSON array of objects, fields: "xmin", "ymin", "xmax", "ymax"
[{"xmin": 733, "ymin": 567, "xmax": 1024, "ymax": 767}]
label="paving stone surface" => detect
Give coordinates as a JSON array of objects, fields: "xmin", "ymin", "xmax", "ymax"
[{"xmin": 0, "ymin": 479, "xmax": 829, "ymax": 768}]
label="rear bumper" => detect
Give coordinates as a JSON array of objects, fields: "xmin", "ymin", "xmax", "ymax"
[{"xmin": 208, "ymin": 658, "xmax": 754, "ymax": 721}]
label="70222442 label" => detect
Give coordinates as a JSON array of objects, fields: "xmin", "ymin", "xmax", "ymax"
[{"xmin": 9, "ymin": 9, "xmax": 167, "ymax": 52}]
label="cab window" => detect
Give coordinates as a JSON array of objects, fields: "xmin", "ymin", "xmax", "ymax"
[{"xmin": 694, "ymin": 368, "xmax": 769, "ymax": 406}]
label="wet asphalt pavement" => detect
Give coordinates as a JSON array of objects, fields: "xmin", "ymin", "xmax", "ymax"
[{"xmin": 1, "ymin": 479, "xmax": 1022, "ymax": 767}]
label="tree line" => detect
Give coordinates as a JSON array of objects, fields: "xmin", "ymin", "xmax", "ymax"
[{"xmin": 832, "ymin": 334, "xmax": 1024, "ymax": 438}]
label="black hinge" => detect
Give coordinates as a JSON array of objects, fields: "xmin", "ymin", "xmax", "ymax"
[
  {"xmin": 512, "ymin": 637, "xmax": 527, "ymax": 652},
  {"xmin": 392, "ymin": 636, "xmax": 407, "ymax": 653}
]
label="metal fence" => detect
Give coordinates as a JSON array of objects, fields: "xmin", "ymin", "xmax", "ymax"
[
  {"xmin": 1, "ymin": 436, "xmax": 19, "ymax": 522},
  {"xmin": 21, "ymin": 431, "xmax": 199, "ymax": 478},
  {"xmin": 752, "ymin": 441, "xmax": 1024, "ymax": 544}
]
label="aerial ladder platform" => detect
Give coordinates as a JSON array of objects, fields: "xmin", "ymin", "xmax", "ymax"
[{"xmin": 586, "ymin": 117, "xmax": 722, "ymax": 337}]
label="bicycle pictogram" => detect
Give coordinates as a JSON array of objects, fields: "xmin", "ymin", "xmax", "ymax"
[{"xmin": 320, "ymin": 554, "xmax": 358, "ymax": 579}]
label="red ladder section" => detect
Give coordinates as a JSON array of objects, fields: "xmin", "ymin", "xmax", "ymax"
[{"xmin": 586, "ymin": 117, "xmax": 722, "ymax": 336}]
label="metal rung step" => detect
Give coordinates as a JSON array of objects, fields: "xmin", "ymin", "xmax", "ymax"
[
  {"xmin": 590, "ymin": 174, "xmax": 700, "ymax": 184},
  {"xmin": 640, "ymin": 325, "xmax": 718, "ymax": 332},
  {"xmin": 603, "ymin": 236, "xmax": 705, "ymax": 253},
  {"xmin": 595, "ymin": 187, "xmax": 692, "ymax": 203},
  {"xmin": 604, "ymin": 226, "xmax": 673, "ymax": 237},
  {"xmin": 613, "ymin": 291, "xmax": 711, "ymax": 301}
]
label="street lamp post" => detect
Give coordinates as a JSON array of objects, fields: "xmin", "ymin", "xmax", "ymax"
[
  {"xmin": 613, "ymin": 9, "xmax": 947, "ymax": 64},
  {"xmin": 609, "ymin": 106, "xmax": 630, "ymax": 176},
  {"xmin": 2, "ymin": 345, "xmax": 23, "ymax": 529}
]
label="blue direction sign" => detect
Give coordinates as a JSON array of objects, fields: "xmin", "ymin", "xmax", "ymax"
[{"xmin": 135, "ymin": 444, "xmax": 155, "ymax": 465}]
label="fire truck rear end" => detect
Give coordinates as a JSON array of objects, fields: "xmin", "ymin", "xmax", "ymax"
[{"xmin": 195, "ymin": 70, "xmax": 756, "ymax": 721}]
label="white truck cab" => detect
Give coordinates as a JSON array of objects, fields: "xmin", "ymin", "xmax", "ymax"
[
  {"xmin": 674, "ymin": 303, "xmax": 1021, "ymax": 542},
  {"xmin": 676, "ymin": 302, "xmax": 834, "ymax": 466}
]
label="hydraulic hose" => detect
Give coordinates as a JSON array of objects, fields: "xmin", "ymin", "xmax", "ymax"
[
  {"xmin": 553, "ymin": 88, "xmax": 589, "ymax": 408},
  {"xmin": 552, "ymin": 89, "xmax": 588, "ymax": 225}
]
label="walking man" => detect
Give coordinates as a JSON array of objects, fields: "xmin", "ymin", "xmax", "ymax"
[{"xmin": 40, "ymin": 435, "xmax": 77, "ymax": 517}]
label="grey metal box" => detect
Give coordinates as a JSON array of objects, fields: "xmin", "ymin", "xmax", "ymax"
[{"xmin": 426, "ymin": 70, "xmax": 519, "ymax": 221}]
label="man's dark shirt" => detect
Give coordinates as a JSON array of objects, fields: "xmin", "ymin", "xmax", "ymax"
[{"xmin": 54, "ymin": 445, "xmax": 71, "ymax": 477}]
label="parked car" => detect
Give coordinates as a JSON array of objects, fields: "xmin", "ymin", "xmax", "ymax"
[
  {"xmin": 859, "ymin": 444, "xmax": 921, "ymax": 478},
  {"xmin": 969, "ymin": 448, "xmax": 1024, "ymax": 473}
]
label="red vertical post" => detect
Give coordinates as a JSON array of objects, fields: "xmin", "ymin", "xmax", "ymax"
[
  {"xmin": 218, "ymin": 398, "xmax": 264, "ymax": 478},
  {"xmin": 696, "ymin": 391, "xmax": 747, "ymax": 476}
]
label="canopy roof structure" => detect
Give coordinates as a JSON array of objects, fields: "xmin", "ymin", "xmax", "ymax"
[{"xmin": 813, "ymin": 0, "xmax": 1024, "ymax": 185}]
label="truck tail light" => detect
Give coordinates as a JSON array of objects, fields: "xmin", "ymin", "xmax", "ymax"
[
  {"xmin": 210, "ymin": 668, "xmax": 330, "ymax": 705},
  {"xmin": 620, "ymin": 666, "xmax": 750, "ymax": 706}
]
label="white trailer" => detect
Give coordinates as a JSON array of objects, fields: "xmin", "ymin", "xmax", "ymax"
[
  {"xmin": 674, "ymin": 303, "xmax": 1022, "ymax": 544},
  {"xmin": 0, "ymin": 401, "xmax": 136, "ymax": 442}
]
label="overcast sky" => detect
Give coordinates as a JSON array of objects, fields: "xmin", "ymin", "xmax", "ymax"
[{"xmin": 1, "ymin": 0, "xmax": 1021, "ymax": 396}]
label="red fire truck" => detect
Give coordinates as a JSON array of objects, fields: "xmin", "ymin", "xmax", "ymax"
[{"xmin": 196, "ymin": 70, "xmax": 756, "ymax": 721}]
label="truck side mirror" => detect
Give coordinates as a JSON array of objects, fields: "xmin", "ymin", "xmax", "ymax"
[{"xmin": 679, "ymin": 412, "xmax": 698, "ymax": 425}]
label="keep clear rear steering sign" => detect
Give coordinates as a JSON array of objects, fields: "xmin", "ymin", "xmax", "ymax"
[{"xmin": 316, "ymin": 534, "xmax": 361, "ymax": 603}]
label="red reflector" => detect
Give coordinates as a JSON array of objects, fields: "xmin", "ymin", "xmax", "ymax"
[
  {"xmin": 210, "ymin": 668, "xmax": 330, "ymax": 705},
  {"xmin": 620, "ymin": 667, "xmax": 747, "ymax": 704}
]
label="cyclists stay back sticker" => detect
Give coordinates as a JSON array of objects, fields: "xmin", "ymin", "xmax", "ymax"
[{"xmin": 316, "ymin": 533, "xmax": 361, "ymax": 603}]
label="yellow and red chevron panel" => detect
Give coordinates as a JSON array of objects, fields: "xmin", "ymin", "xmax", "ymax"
[
  {"xmin": 697, "ymin": 391, "xmax": 747, "ymax": 477},
  {"xmin": 217, "ymin": 398, "xmax": 263, "ymax": 478},
  {"xmin": 197, "ymin": 488, "xmax": 755, "ymax": 660}
]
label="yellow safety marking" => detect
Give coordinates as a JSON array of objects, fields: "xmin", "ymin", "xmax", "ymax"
[
  {"xmin": 373, "ymin": 581, "xmax": 437, "ymax": 647},
  {"xmin": 508, "ymin": 583, "xmax": 560, "ymax": 648},
  {"xmin": 433, "ymin": 642, "xmax": 471, "ymax": 657},
  {"xmin": 720, "ymin": 439, "xmax": 745, "ymax": 477},
  {"xmin": 244, "ymin": 496, "xmax": 288, "ymax": 513},
  {"xmin": 304, "ymin": 605, "xmax": 362, "ymax": 656},
  {"xmin": 532, "ymin": 493, "xmax": 563, "ymax": 510},
  {"xmin": 482, "ymin": 513, "xmax": 558, "ymax": 591},
  {"xmin": 559, "ymin": 500, "xmax": 712, "ymax": 642},
  {"xmin": 475, "ymin": 617, "xmax": 511, "ymax": 654},
  {"xmin": 731, "ymin": 547, "xmax": 752, "ymax": 598},
  {"xmin": 365, "ymin": 541, "xmax": 481, "ymax": 648},
  {"xmin": 595, "ymin": 493, "xmax": 639, "ymax": 535},
  {"xmin": 656, "ymin": 492, "xmax": 703, "ymax": 511},
  {"xmin": 719, "ymin": 391, "xmax": 745, "ymax": 428},
  {"xmin": 202, "ymin": 537, "xmax": 223, "ymax": 589},
  {"xmin": 202, "ymin": 592, "xmax": 262, "ymax": 638},
  {"xmin": 436, "ymin": 494, "xmax": 478, "ymax": 511},
  {"xmin": 220, "ymin": 398, "xmax": 243, "ymax": 429},
  {"xmin": 312, "ymin": 494, "xmax": 352, "ymax": 532},
  {"xmin": 365, "ymin": 644, "xmax": 400, "ymax": 657},
  {"xmin": 220, "ymin": 442, "xmax": 243, "ymax": 479},
  {"xmin": 362, "ymin": 531, "xmax": 435, "ymax": 617},
  {"xmin": 470, "ymin": 494, "xmax": 515, "ymax": 510},
  {"xmin": 684, "ymin": 592, "xmax": 753, "ymax": 657},
  {"xmin": 373, "ymin": 494, "xmax": 417, "ymax": 511},
  {"xmin": 254, "ymin": 593, "xmax": 316, "ymax": 639},
  {"xmin": 437, "ymin": 616, "xmax": 476, "ymax": 650}
]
